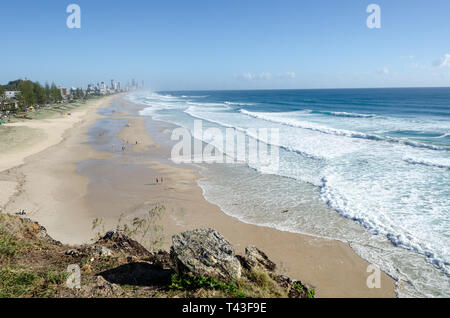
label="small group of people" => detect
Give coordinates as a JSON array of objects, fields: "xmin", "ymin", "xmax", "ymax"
[
  {"xmin": 111, "ymin": 140, "xmax": 138, "ymax": 153},
  {"xmin": 121, "ymin": 140, "xmax": 139, "ymax": 152},
  {"xmin": 156, "ymin": 177, "xmax": 164, "ymax": 184},
  {"xmin": 119, "ymin": 140, "xmax": 129, "ymax": 152}
]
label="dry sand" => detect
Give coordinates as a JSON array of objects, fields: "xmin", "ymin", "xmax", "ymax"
[
  {"xmin": 0, "ymin": 97, "xmax": 115, "ymax": 238},
  {"xmin": 0, "ymin": 95, "xmax": 396, "ymax": 298},
  {"xmin": 0, "ymin": 104, "xmax": 93, "ymax": 173}
]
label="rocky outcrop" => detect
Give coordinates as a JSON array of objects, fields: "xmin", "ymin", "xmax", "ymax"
[
  {"xmin": 170, "ymin": 228, "xmax": 242, "ymax": 281},
  {"xmin": 97, "ymin": 230, "xmax": 153, "ymax": 258},
  {"xmin": 170, "ymin": 228, "xmax": 314, "ymax": 298},
  {"xmin": 65, "ymin": 230, "xmax": 152, "ymax": 260},
  {"xmin": 0, "ymin": 215, "xmax": 61, "ymax": 245},
  {"xmin": 238, "ymin": 245, "xmax": 312, "ymax": 298},
  {"xmin": 238, "ymin": 245, "xmax": 276, "ymax": 272},
  {"xmin": 1, "ymin": 212, "xmax": 315, "ymax": 298}
]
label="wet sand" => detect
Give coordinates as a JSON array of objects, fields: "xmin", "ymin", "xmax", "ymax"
[{"xmin": 0, "ymin": 95, "xmax": 396, "ymax": 298}]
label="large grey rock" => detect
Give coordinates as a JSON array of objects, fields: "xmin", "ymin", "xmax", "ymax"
[{"xmin": 170, "ymin": 228, "xmax": 242, "ymax": 281}]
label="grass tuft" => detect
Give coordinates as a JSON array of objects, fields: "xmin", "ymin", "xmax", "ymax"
[
  {"xmin": 0, "ymin": 228, "xmax": 31, "ymax": 261},
  {"xmin": 0, "ymin": 267, "xmax": 69, "ymax": 298},
  {"xmin": 169, "ymin": 274, "xmax": 245, "ymax": 298}
]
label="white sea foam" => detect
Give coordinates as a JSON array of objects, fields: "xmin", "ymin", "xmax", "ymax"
[
  {"xmin": 181, "ymin": 95, "xmax": 209, "ymax": 98},
  {"xmin": 314, "ymin": 110, "xmax": 377, "ymax": 118},
  {"xmin": 132, "ymin": 91, "xmax": 450, "ymax": 297},
  {"xmin": 224, "ymin": 101, "xmax": 255, "ymax": 106},
  {"xmin": 240, "ymin": 109, "xmax": 447, "ymax": 151},
  {"xmin": 403, "ymin": 156, "xmax": 450, "ymax": 170},
  {"xmin": 431, "ymin": 132, "xmax": 450, "ymax": 139},
  {"xmin": 240, "ymin": 109, "xmax": 382, "ymax": 140}
]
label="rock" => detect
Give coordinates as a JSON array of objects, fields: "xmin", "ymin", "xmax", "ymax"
[
  {"xmin": 93, "ymin": 246, "xmax": 113, "ymax": 258},
  {"xmin": 170, "ymin": 228, "xmax": 242, "ymax": 281},
  {"xmin": 239, "ymin": 246, "xmax": 276, "ymax": 272},
  {"xmin": 97, "ymin": 230, "xmax": 152, "ymax": 258},
  {"xmin": 82, "ymin": 264, "xmax": 92, "ymax": 274},
  {"xmin": 126, "ymin": 256, "xmax": 138, "ymax": 263},
  {"xmin": 92, "ymin": 276, "xmax": 121, "ymax": 296},
  {"xmin": 65, "ymin": 249, "xmax": 85, "ymax": 257},
  {"xmin": 31, "ymin": 223, "xmax": 41, "ymax": 231},
  {"xmin": 288, "ymin": 280, "xmax": 310, "ymax": 298},
  {"xmin": 19, "ymin": 218, "xmax": 61, "ymax": 245},
  {"xmin": 65, "ymin": 245, "xmax": 113, "ymax": 259},
  {"xmin": 150, "ymin": 251, "xmax": 172, "ymax": 270},
  {"xmin": 103, "ymin": 230, "xmax": 119, "ymax": 240}
]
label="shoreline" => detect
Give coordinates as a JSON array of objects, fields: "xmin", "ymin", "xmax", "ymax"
[{"xmin": 0, "ymin": 94, "xmax": 396, "ymax": 298}]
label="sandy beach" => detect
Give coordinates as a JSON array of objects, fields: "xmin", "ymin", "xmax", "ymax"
[{"xmin": 0, "ymin": 95, "xmax": 396, "ymax": 298}]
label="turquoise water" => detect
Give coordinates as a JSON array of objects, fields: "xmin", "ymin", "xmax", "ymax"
[{"xmin": 130, "ymin": 88, "xmax": 450, "ymax": 297}]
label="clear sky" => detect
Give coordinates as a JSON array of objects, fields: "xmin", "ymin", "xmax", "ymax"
[{"xmin": 1, "ymin": 0, "xmax": 449, "ymax": 90}]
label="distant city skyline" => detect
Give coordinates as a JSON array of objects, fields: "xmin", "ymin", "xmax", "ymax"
[
  {"xmin": 1, "ymin": 77, "xmax": 144, "ymax": 92},
  {"xmin": 1, "ymin": 0, "xmax": 449, "ymax": 90}
]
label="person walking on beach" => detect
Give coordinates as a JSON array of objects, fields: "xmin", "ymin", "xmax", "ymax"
[
  {"xmin": 161, "ymin": 177, "xmax": 164, "ymax": 183},
  {"xmin": 156, "ymin": 177, "xmax": 159, "ymax": 184}
]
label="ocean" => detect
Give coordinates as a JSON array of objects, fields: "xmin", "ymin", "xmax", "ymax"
[{"xmin": 129, "ymin": 88, "xmax": 450, "ymax": 297}]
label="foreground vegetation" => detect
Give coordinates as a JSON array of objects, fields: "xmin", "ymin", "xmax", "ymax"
[{"xmin": 0, "ymin": 211, "xmax": 314, "ymax": 298}]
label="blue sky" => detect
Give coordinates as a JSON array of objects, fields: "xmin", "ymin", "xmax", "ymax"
[{"xmin": 1, "ymin": 0, "xmax": 449, "ymax": 90}]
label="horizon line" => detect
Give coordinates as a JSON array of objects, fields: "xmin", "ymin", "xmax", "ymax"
[{"xmin": 155, "ymin": 85, "xmax": 450, "ymax": 92}]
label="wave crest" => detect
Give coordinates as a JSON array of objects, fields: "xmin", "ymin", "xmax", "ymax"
[{"xmin": 240, "ymin": 109, "xmax": 446, "ymax": 151}]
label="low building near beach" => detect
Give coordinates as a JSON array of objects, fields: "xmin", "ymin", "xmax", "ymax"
[{"xmin": 5, "ymin": 91, "xmax": 20, "ymax": 99}]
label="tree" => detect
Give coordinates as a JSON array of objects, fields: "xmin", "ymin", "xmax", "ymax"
[
  {"xmin": 44, "ymin": 82, "xmax": 50, "ymax": 104},
  {"xmin": 50, "ymin": 82, "xmax": 62, "ymax": 102},
  {"xmin": 74, "ymin": 88, "xmax": 84, "ymax": 100},
  {"xmin": 18, "ymin": 80, "xmax": 36, "ymax": 109},
  {"xmin": 0, "ymin": 86, "xmax": 4, "ymax": 112},
  {"xmin": 4, "ymin": 79, "xmax": 23, "ymax": 91},
  {"xmin": 34, "ymin": 82, "xmax": 46, "ymax": 105}
]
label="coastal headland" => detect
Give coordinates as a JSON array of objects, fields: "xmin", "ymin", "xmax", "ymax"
[{"xmin": 0, "ymin": 94, "xmax": 396, "ymax": 298}]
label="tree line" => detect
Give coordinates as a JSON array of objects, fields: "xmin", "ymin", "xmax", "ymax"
[{"xmin": 0, "ymin": 79, "xmax": 69, "ymax": 113}]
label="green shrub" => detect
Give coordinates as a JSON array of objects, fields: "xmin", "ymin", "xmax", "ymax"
[{"xmin": 169, "ymin": 274, "xmax": 245, "ymax": 297}]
